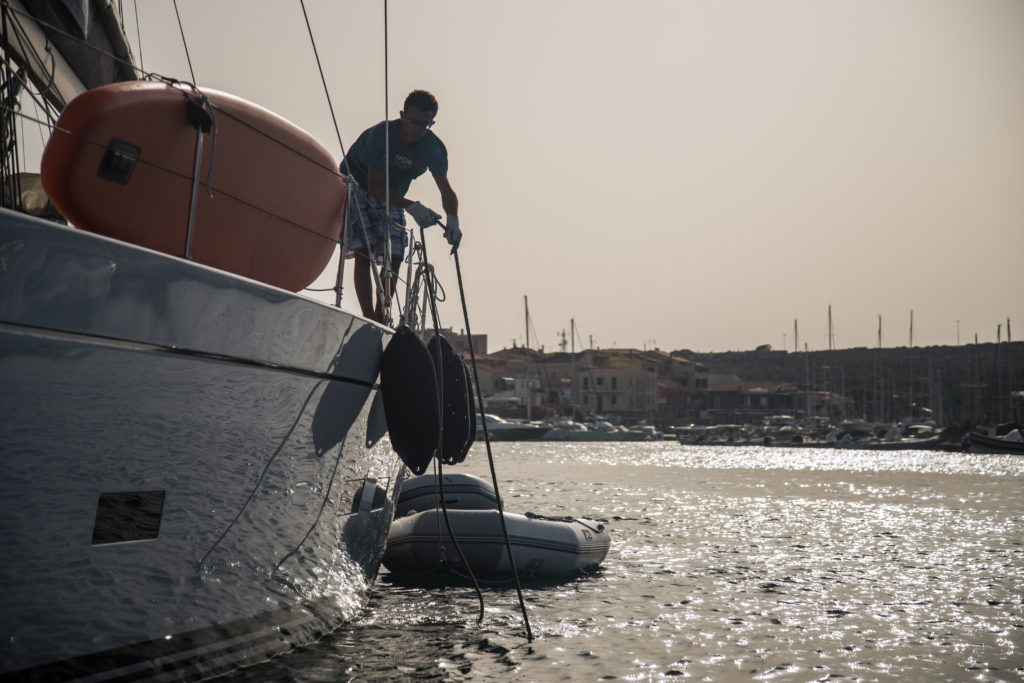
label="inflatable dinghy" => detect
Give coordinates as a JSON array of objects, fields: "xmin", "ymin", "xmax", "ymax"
[
  {"xmin": 383, "ymin": 509, "xmax": 610, "ymax": 579},
  {"xmin": 395, "ymin": 473, "xmax": 498, "ymax": 518}
]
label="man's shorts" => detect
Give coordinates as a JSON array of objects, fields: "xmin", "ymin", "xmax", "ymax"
[{"xmin": 344, "ymin": 186, "xmax": 409, "ymax": 262}]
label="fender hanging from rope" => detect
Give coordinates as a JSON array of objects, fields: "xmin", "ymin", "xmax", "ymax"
[
  {"xmin": 428, "ymin": 333, "xmax": 474, "ymax": 465},
  {"xmin": 380, "ymin": 325, "xmax": 440, "ymax": 475}
]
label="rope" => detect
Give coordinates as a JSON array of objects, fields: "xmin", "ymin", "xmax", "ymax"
[
  {"xmin": 1, "ymin": 102, "xmax": 343, "ymax": 252},
  {"xmin": 171, "ymin": 0, "xmax": 195, "ymax": 83},
  {"xmin": 298, "ymin": 0, "xmax": 346, "ymax": 161},
  {"xmin": 198, "ymin": 379, "xmax": 326, "ymax": 568},
  {"xmin": 1, "ymin": 4, "xmax": 22, "ymax": 211},
  {"xmin": 133, "ymin": 0, "xmax": 144, "ymax": 73},
  {"xmin": 273, "ymin": 323, "xmax": 363, "ymax": 574},
  {"xmin": 298, "ymin": 0, "xmax": 394, "ymax": 321},
  {"xmin": 450, "ymin": 243, "xmax": 534, "ymax": 642},
  {"xmin": 418, "ymin": 226, "xmax": 486, "ymax": 624},
  {"xmin": 2, "ymin": 2, "xmax": 59, "ymax": 115},
  {"xmin": 3, "ymin": 1, "xmax": 390, "ymax": 312},
  {"xmin": 1, "ymin": 2, "xmax": 155, "ymax": 83}
]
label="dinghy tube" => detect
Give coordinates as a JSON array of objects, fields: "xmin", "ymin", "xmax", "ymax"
[
  {"xmin": 383, "ymin": 509, "xmax": 610, "ymax": 579},
  {"xmin": 395, "ymin": 472, "xmax": 498, "ymax": 518}
]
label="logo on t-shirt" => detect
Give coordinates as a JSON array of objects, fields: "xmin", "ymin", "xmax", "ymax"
[{"xmin": 393, "ymin": 153, "xmax": 415, "ymax": 170}]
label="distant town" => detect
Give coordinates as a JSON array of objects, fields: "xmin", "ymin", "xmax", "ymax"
[{"xmin": 435, "ymin": 328, "xmax": 1024, "ymax": 435}]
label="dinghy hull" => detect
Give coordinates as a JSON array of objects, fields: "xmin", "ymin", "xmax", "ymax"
[
  {"xmin": 383, "ymin": 509, "xmax": 610, "ymax": 579},
  {"xmin": 395, "ymin": 473, "xmax": 499, "ymax": 518}
]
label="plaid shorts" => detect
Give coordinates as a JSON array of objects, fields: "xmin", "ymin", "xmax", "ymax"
[{"xmin": 344, "ymin": 185, "xmax": 409, "ymax": 262}]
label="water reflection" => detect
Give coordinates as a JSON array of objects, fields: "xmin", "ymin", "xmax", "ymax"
[{"xmin": 219, "ymin": 443, "xmax": 1024, "ymax": 681}]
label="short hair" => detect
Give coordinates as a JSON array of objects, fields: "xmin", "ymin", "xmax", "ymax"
[{"xmin": 404, "ymin": 90, "xmax": 438, "ymax": 116}]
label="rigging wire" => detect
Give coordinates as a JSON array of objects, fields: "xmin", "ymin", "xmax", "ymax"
[
  {"xmin": 1, "ymin": 3, "xmax": 22, "ymax": 207},
  {"xmin": 381, "ymin": 0, "xmax": 393, "ymax": 324},
  {"xmin": 0, "ymin": 102, "xmax": 346, "ymax": 247},
  {"xmin": 298, "ymin": 0, "xmax": 393, "ymax": 316},
  {"xmin": 298, "ymin": 0, "xmax": 346, "ymax": 161},
  {"xmin": 171, "ymin": 0, "xmax": 195, "ymax": 84},
  {"xmin": 198, "ymin": 379, "xmax": 326, "ymax": 569},
  {"xmin": 1, "ymin": 3, "xmax": 365, "ymax": 274},
  {"xmin": 2, "ymin": 1, "xmax": 155, "ymax": 83},
  {"xmin": 133, "ymin": 0, "xmax": 144, "ymax": 73}
]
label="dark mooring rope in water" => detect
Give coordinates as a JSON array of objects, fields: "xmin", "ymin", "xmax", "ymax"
[{"xmin": 450, "ymin": 245, "xmax": 534, "ymax": 642}]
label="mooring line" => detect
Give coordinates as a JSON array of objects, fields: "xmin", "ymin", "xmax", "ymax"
[{"xmin": 449, "ymin": 241, "xmax": 534, "ymax": 642}]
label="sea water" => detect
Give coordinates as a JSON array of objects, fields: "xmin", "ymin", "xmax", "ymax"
[{"xmin": 220, "ymin": 442, "xmax": 1024, "ymax": 681}]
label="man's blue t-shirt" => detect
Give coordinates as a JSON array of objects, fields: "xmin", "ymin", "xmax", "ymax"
[{"xmin": 340, "ymin": 120, "xmax": 448, "ymax": 196}]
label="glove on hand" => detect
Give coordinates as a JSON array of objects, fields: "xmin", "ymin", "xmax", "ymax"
[
  {"xmin": 443, "ymin": 215, "xmax": 462, "ymax": 250},
  {"xmin": 407, "ymin": 202, "xmax": 440, "ymax": 229}
]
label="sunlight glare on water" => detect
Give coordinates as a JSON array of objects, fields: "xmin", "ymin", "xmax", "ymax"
[{"xmin": 222, "ymin": 442, "xmax": 1024, "ymax": 682}]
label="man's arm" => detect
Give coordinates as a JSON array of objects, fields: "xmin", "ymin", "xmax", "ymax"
[
  {"xmin": 365, "ymin": 167, "xmax": 414, "ymax": 209},
  {"xmin": 434, "ymin": 175, "xmax": 458, "ymax": 217},
  {"xmin": 434, "ymin": 175, "xmax": 461, "ymax": 248}
]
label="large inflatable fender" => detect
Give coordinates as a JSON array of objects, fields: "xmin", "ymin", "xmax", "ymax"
[
  {"xmin": 380, "ymin": 326, "xmax": 440, "ymax": 475},
  {"xmin": 428, "ymin": 334, "xmax": 474, "ymax": 464}
]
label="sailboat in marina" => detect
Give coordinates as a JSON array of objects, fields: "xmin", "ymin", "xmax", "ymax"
[{"xmin": 1, "ymin": 2, "xmax": 453, "ymax": 679}]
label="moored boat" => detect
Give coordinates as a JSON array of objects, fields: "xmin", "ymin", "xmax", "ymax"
[
  {"xmin": 963, "ymin": 430, "xmax": 1024, "ymax": 455},
  {"xmin": 476, "ymin": 413, "xmax": 551, "ymax": 441},
  {"xmin": 0, "ymin": 206, "xmax": 403, "ymax": 681},
  {"xmin": 541, "ymin": 420, "xmax": 607, "ymax": 441},
  {"xmin": 0, "ymin": 3, "xmax": 450, "ymax": 679},
  {"xmin": 860, "ymin": 436, "xmax": 943, "ymax": 450}
]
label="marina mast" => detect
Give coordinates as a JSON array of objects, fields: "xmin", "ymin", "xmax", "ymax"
[{"xmin": 524, "ymin": 295, "xmax": 530, "ymax": 421}]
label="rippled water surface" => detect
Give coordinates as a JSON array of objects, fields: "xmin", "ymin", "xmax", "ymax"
[{"xmin": 223, "ymin": 443, "xmax": 1024, "ymax": 681}]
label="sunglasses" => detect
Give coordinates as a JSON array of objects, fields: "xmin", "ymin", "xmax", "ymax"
[{"xmin": 403, "ymin": 114, "xmax": 434, "ymax": 129}]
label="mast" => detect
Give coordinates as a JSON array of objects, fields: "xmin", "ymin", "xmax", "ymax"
[
  {"xmin": 570, "ymin": 318, "xmax": 576, "ymax": 418},
  {"xmin": 908, "ymin": 310, "xmax": 914, "ymax": 418},
  {"xmin": 804, "ymin": 343, "xmax": 811, "ymax": 419},
  {"xmin": 524, "ymin": 295, "xmax": 530, "ymax": 421},
  {"xmin": 826, "ymin": 306, "xmax": 834, "ymax": 417},
  {"xmin": 876, "ymin": 315, "xmax": 884, "ymax": 421},
  {"xmin": 828, "ymin": 305, "xmax": 834, "ymax": 352}
]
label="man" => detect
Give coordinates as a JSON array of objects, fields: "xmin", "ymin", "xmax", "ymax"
[{"xmin": 340, "ymin": 89, "xmax": 460, "ymax": 323}]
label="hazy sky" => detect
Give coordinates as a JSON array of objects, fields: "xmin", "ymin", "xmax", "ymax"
[{"xmin": 25, "ymin": 1, "xmax": 1024, "ymax": 353}]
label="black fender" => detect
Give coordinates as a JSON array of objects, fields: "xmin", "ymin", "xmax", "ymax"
[
  {"xmin": 428, "ymin": 334, "xmax": 474, "ymax": 464},
  {"xmin": 380, "ymin": 325, "xmax": 440, "ymax": 475}
]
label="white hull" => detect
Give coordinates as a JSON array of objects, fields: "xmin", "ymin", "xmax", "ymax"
[{"xmin": 0, "ymin": 210, "xmax": 403, "ymax": 679}]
